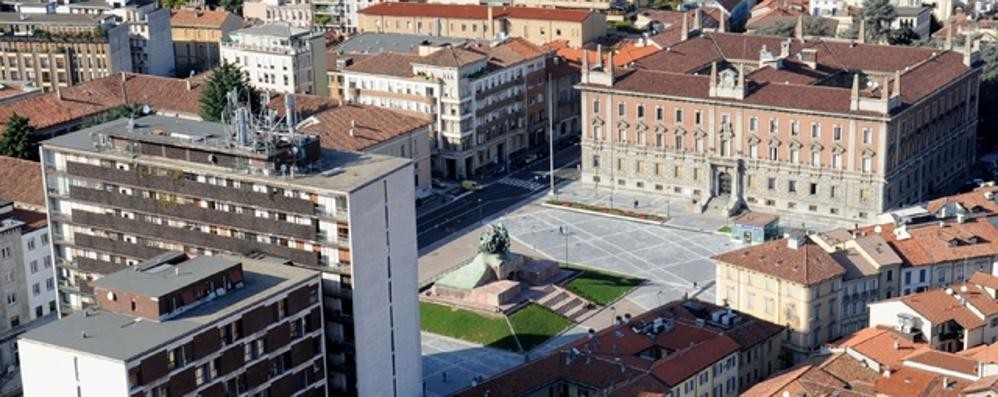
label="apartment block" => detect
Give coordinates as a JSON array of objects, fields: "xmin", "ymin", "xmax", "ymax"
[
  {"xmin": 19, "ymin": 252, "xmax": 327, "ymax": 397},
  {"xmin": 171, "ymin": 9, "xmax": 243, "ymax": 77},
  {"xmin": 0, "ymin": 13, "xmax": 131, "ymax": 90},
  {"xmin": 243, "ymin": 0, "xmax": 314, "ymax": 29},
  {"xmin": 456, "ymin": 299, "xmax": 784, "ymax": 396},
  {"xmin": 39, "ymin": 111, "xmax": 421, "ymax": 395},
  {"xmin": 221, "ymin": 23, "xmax": 328, "ymax": 96},
  {"xmin": 334, "ymin": 37, "xmax": 548, "ymax": 178},
  {"xmin": 356, "ymin": 3, "xmax": 607, "ymax": 47},
  {"xmin": 577, "ymin": 31, "xmax": 983, "ymax": 223}
]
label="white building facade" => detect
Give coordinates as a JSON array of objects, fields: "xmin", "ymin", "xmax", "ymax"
[{"xmin": 221, "ymin": 23, "xmax": 328, "ymax": 96}]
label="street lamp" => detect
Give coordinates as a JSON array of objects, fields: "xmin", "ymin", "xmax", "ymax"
[{"xmin": 478, "ymin": 198, "xmax": 484, "ymax": 225}]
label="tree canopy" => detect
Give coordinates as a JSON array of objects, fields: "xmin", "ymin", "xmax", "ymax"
[
  {"xmin": 199, "ymin": 62, "xmax": 259, "ymax": 122},
  {"xmin": 754, "ymin": 17, "xmax": 834, "ymax": 38},
  {"xmin": 0, "ymin": 113, "xmax": 35, "ymax": 160}
]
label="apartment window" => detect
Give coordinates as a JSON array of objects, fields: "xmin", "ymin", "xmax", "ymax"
[
  {"xmin": 675, "ymin": 108, "xmax": 683, "ymax": 123},
  {"xmin": 31, "ymin": 284, "xmax": 39, "ymax": 296},
  {"xmin": 618, "ymin": 103, "xmax": 625, "ymax": 116},
  {"xmin": 863, "ymin": 128, "xmax": 872, "ymax": 144},
  {"xmin": 809, "ymin": 183, "xmax": 818, "ymax": 195},
  {"xmin": 675, "ymin": 135, "xmax": 684, "ymax": 149},
  {"xmin": 29, "ymin": 261, "xmax": 37, "ymax": 274},
  {"xmin": 45, "ymin": 278, "xmax": 53, "ymax": 290},
  {"xmin": 592, "ymin": 155, "xmax": 600, "ymax": 168},
  {"xmin": 790, "ymin": 121, "xmax": 800, "ymax": 136},
  {"xmin": 656, "ymin": 107, "xmax": 664, "ymax": 121},
  {"xmin": 767, "ymin": 177, "xmax": 776, "ymax": 190},
  {"xmin": 617, "ymin": 158, "xmax": 624, "ymax": 171},
  {"xmin": 694, "ymin": 111, "xmax": 702, "ymax": 125},
  {"xmin": 769, "ymin": 119, "xmax": 778, "ymax": 134},
  {"xmin": 6, "ymin": 293, "xmax": 15, "ymax": 306},
  {"xmin": 811, "ymin": 151, "xmax": 821, "ymax": 166},
  {"xmin": 904, "ymin": 271, "xmax": 912, "ymax": 285},
  {"xmin": 749, "ymin": 116, "xmax": 758, "ymax": 131},
  {"xmin": 860, "ymin": 189, "xmax": 870, "ymax": 202},
  {"xmin": 0, "ymin": 247, "xmax": 8, "ymax": 258},
  {"xmin": 674, "ymin": 166, "xmax": 683, "ymax": 178},
  {"xmin": 769, "ymin": 146, "xmax": 778, "ymax": 161},
  {"xmin": 592, "ymin": 99, "xmax": 600, "ymax": 113},
  {"xmin": 27, "ymin": 238, "xmax": 35, "ymax": 251},
  {"xmin": 790, "ymin": 149, "xmax": 799, "ymax": 163},
  {"xmin": 862, "ymin": 157, "xmax": 872, "ymax": 173},
  {"xmin": 830, "ymin": 186, "xmax": 840, "ymax": 199},
  {"xmin": 833, "ymin": 125, "xmax": 842, "ymax": 141},
  {"xmin": 41, "ymin": 234, "xmax": 48, "ymax": 245},
  {"xmin": 636, "ymin": 104, "xmax": 644, "ymax": 118},
  {"xmin": 886, "ymin": 269, "xmax": 894, "ymax": 282},
  {"xmin": 810, "ymin": 123, "xmax": 820, "ymax": 138},
  {"xmin": 788, "ymin": 180, "xmax": 797, "ymax": 193},
  {"xmin": 832, "ymin": 153, "xmax": 843, "ymax": 169},
  {"xmin": 747, "ymin": 175, "xmax": 757, "ymax": 188},
  {"xmin": 749, "ymin": 143, "xmax": 758, "ymax": 158}
]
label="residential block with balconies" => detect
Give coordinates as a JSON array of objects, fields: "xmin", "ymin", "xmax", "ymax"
[
  {"xmin": 335, "ymin": 37, "xmax": 548, "ymax": 179},
  {"xmin": 38, "ymin": 105, "xmax": 420, "ymax": 396}
]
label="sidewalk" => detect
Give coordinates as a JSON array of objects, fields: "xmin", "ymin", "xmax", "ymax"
[{"xmin": 551, "ymin": 182, "xmax": 729, "ymax": 233}]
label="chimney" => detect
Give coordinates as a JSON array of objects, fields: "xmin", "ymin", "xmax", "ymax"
[
  {"xmin": 487, "ymin": 5, "xmax": 494, "ymax": 39},
  {"xmin": 858, "ymin": 19, "xmax": 866, "ymax": 44},
  {"xmin": 737, "ymin": 63, "xmax": 745, "ymax": 89},
  {"xmin": 681, "ymin": 12, "xmax": 689, "ymax": 41},
  {"xmin": 800, "ymin": 48, "xmax": 817, "ymax": 69},
  {"xmin": 945, "ymin": 21, "xmax": 953, "ymax": 50},
  {"xmin": 349, "ymin": 119, "xmax": 356, "ymax": 136},
  {"xmin": 892, "ymin": 70, "xmax": 901, "ymax": 100},
  {"xmin": 849, "ymin": 73, "xmax": 860, "ymax": 111},
  {"xmin": 581, "ymin": 49, "xmax": 589, "ymax": 72},
  {"xmin": 795, "ymin": 15, "xmax": 804, "ymax": 42},
  {"xmin": 186, "ymin": 79, "xmax": 192, "ymax": 91},
  {"xmin": 709, "ymin": 62, "xmax": 718, "ymax": 87},
  {"xmin": 881, "ymin": 76, "xmax": 890, "ymax": 101},
  {"xmin": 719, "ymin": 14, "xmax": 726, "ymax": 32},
  {"xmin": 694, "ymin": 8, "xmax": 702, "ymax": 31},
  {"xmin": 596, "ymin": 44, "xmax": 603, "ymax": 69},
  {"xmin": 606, "ymin": 51, "xmax": 614, "ymax": 77},
  {"xmin": 780, "ymin": 38, "xmax": 791, "ymax": 58}
]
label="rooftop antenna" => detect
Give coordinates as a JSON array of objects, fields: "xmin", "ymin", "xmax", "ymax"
[{"xmin": 284, "ymin": 94, "xmax": 298, "ymax": 135}]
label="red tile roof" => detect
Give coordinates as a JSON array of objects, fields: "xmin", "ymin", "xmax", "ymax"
[
  {"xmin": 170, "ymin": 9, "xmax": 240, "ymax": 28},
  {"xmin": 861, "ymin": 218, "xmax": 998, "ymax": 267},
  {"xmin": 712, "ymin": 238, "xmax": 846, "ymax": 285},
  {"xmin": 874, "ymin": 366, "xmax": 969, "ymax": 397},
  {"xmin": 900, "ymin": 288, "xmax": 985, "ymax": 329},
  {"xmin": 602, "ymin": 32, "xmax": 973, "ymax": 116},
  {"xmin": 969, "ymin": 272, "xmax": 998, "ymax": 291},
  {"xmin": 926, "ymin": 186, "xmax": 998, "ymax": 215},
  {"xmin": 0, "ymin": 73, "xmax": 203, "ymax": 133},
  {"xmin": 834, "ymin": 326, "xmax": 930, "ymax": 371},
  {"xmin": 958, "ymin": 342, "xmax": 998, "ymax": 363},
  {"xmin": 0, "ymin": 156, "xmax": 44, "ymax": 209},
  {"xmin": 358, "ymin": 3, "xmax": 596, "ymax": 23},
  {"xmin": 903, "ymin": 349, "xmax": 979, "ymax": 377}
]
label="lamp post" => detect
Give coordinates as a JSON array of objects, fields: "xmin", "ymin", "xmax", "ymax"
[{"xmin": 478, "ymin": 198, "xmax": 484, "ymax": 225}]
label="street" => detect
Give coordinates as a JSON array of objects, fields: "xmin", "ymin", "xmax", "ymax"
[{"xmin": 416, "ymin": 143, "xmax": 580, "ymax": 250}]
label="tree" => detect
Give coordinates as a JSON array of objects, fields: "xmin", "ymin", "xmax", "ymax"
[
  {"xmin": 82, "ymin": 104, "xmax": 143, "ymax": 128},
  {"xmin": 199, "ymin": 62, "xmax": 259, "ymax": 122},
  {"xmin": 887, "ymin": 25, "xmax": 919, "ymax": 45},
  {"xmin": 219, "ymin": 0, "xmax": 242, "ymax": 15},
  {"xmin": 0, "ymin": 113, "xmax": 35, "ymax": 160},
  {"xmin": 754, "ymin": 17, "xmax": 835, "ymax": 38},
  {"xmin": 160, "ymin": 0, "xmax": 187, "ymax": 8},
  {"xmin": 313, "ymin": 14, "xmax": 331, "ymax": 26},
  {"xmin": 859, "ymin": 0, "xmax": 897, "ymax": 42}
]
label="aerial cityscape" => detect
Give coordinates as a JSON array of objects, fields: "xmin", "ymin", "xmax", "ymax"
[{"xmin": 0, "ymin": 0, "xmax": 992, "ymax": 394}]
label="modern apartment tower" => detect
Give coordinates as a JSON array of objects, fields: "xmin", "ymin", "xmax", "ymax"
[
  {"xmin": 19, "ymin": 252, "xmax": 326, "ymax": 397},
  {"xmin": 38, "ymin": 99, "xmax": 421, "ymax": 396}
]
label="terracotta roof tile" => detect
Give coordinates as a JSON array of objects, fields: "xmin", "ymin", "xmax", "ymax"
[
  {"xmin": 743, "ymin": 354, "xmax": 870, "ymax": 397},
  {"xmin": 962, "ymin": 375, "xmax": 998, "ymax": 394},
  {"xmin": 862, "ymin": 217, "xmax": 998, "ymax": 266},
  {"xmin": 343, "ymin": 52, "xmax": 421, "ymax": 77},
  {"xmin": 874, "ymin": 366, "xmax": 969, "ymax": 397},
  {"xmin": 958, "ymin": 342, "xmax": 998, "ymax": 363},
  {"xmin": 835, "ymin": 326, "xmax": 930, "ymax": 370},
  {"xmin": 901, "ymin": 288, "xmax": 986, "ymax": 329},
  {"xmin": 170, "ymin": 9, "xmax": 239, "ymax": 28},
  {"xmin": 926, "ymin": 186, "xmax": 998, "ymax": 215},
  {"xmin": 359, "ymin": 3, "xmax": 595, "ymax": 23},
  {"xmin": 11, "ymin": 209, "xmax": 47, "ymax": 230},
  {"xmin": 0, "ymin": 73, "xmax": 203, "ymax": 133},
  {"xmin": 414, "ymin": 47, "xmax": 486, "ymax": 67},
  {"xmin": 903, "ymin": 349, "xmax": 979, "ymax": 377},
  {"xmin": 969, "ymin": 272, "xmax": 998, "ymax": 291},
  {"xmin": 0, "ymin": 156, "xmax": 44, "ymax": 209},
  {"xmin": 711, "ymin": 238, "xmax": 846, "ymax": 285}
]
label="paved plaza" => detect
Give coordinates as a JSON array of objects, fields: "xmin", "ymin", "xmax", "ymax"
[{"xmin": 421, "ymin": 333, "xmax": 525, "ymax": 397}]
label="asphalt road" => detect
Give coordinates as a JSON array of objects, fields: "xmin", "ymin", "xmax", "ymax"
[{"xmin": 416, "ymin": 143, "xmax": 580, "ymax": 250}]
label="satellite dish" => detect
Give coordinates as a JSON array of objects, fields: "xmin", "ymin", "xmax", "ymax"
[{"xmin": 142, "ymin": 104, "xmax": 151, "ymax": 114}]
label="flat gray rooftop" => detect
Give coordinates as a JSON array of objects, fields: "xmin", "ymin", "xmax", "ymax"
[
  {"xmin": 0, "ymin": 13, "xmax": 106, "ymax": 25},
  {"xmin": 42, "ymin": 115, "xmax": 412, "ymax": 194},
  {"xmin": 233, "ymin": 22, "xmax": 312, "ymax": 38},
  {"xmin": 333, "ymin": 32, "xmax": 486, "ymax": 54},
  {"xmin": 94, "ymin": 254, "xmax": 239, "ymax": 298},
  {"xmin": 21, "ymin": 255, "xmax": 316, "ymax": 362}
]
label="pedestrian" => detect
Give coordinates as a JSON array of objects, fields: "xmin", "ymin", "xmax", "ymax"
[{"xmin": 634, "ymin": 200, "xmax": 639, "ymax": 209}]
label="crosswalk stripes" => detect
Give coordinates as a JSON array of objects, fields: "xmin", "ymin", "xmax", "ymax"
[{"xmin": 496, "ymin": 177, "xmax": 546, "ymax": 191}]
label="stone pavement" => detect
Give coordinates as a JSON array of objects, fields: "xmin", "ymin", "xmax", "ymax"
[{"xmin": 421, "ymin": 332, "xmax": 525, "ymax": 397}]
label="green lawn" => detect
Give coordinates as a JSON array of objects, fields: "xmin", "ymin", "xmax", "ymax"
[
  {"xmin": 508, "ymin": 304, "xmax": 573, "ymax": 351},
  {"xmin": 420, "ymin": 301, "xmax": 572, "ymax": 352},
  {"xmin": 717, "ymin": 225, "xmax": 733, "ymax": 234},
  {"xmin": 563, "ymin": 266, "xmax": 644, "ymax": 306}
]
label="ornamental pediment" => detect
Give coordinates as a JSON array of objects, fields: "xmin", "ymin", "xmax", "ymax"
[
  {"xmin": 811, "ymin": 142, "xmax": 824, "ymax": 152},
  {"xmin": 748, "ymin": 135, "xmax": 761, "ymax": 145},
  {"xmin": 675, "ymin": 127, "xmax": 687, "ymax": 136},
  {"xmin": 862, "ymin": 148, "xmax": 876, "ymax": 158},
  {"xmin": 768, "ymin": 137, "xmax": 781, "ymax": 146},
  {"xmin": 616, "ymin": 120, "xmax": 630, "ymax": 130},
  {"xmin": 832, "ymin": 144, "xmax": 847, "ymax": 154},
  {"xmin": 592, "ymin": 117, "xmax": 604, "ymax": 127},
  {"xmin": 655, "ymin": 124, "xmax": 668, "ymax": 134},
  {"xmin": 788, "ymin": 139, "xmax": 803, "ymax": 149},
  {"xmin": 636, "ymin": 122, "xmax": 648, "ymax": 132}
]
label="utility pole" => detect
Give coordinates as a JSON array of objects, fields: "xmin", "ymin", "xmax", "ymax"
[{"xmin": 547, "ymin": 72, "xmax": 556, "ymax": 195}]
